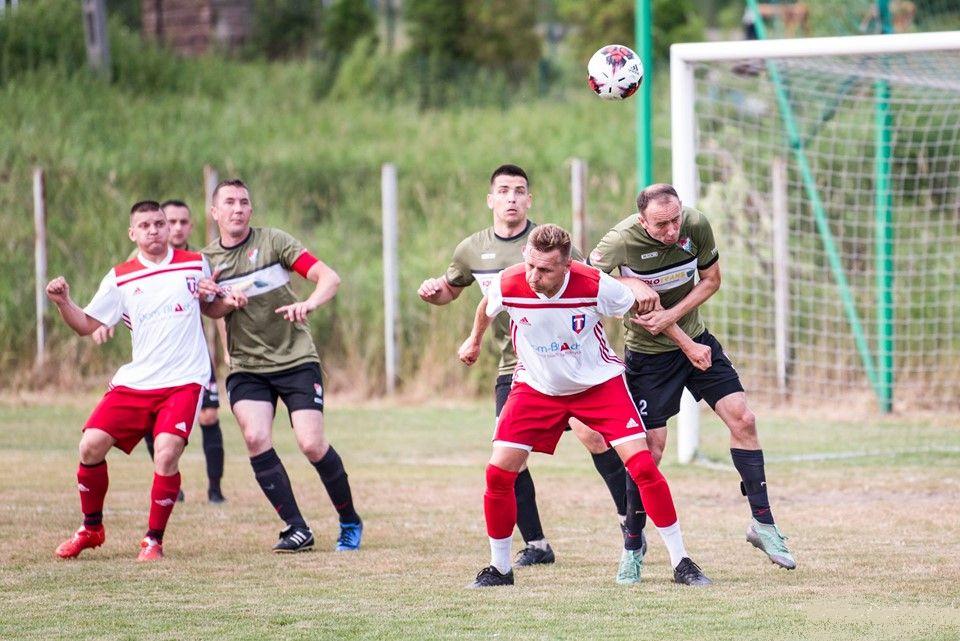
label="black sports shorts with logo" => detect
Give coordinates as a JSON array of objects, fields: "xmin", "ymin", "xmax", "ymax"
[
  {"xmin": 624, "ymin": 330, "xmax": 743, "ymax": 429},
  {"xmin": 201, "ymin": 368, "xmax": 220, "ymax": 409},
  {"xmin": 226, "ymin": 362, "xmax": 325, "ymax": 420}
]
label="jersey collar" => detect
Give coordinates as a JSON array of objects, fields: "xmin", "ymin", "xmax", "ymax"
[
  {"xmin": 494, "ymin": 220, "xmax": 532, "ymax": 242},
  {"xmin": 535, "ymin": 269, "xmax": 571, "ymax": 300},
  {"xmin": 138, "ymin": 246, "xmax": 174, "ymax": 268},
  {"xmin": 220, "ymin": 228, "xmax": 253, "ymax": 250}
]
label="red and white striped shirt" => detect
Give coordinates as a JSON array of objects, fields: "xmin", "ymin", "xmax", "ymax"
[
  {"xmin": 486, "ymin": 261, "xmax": 635, "ymax": 396},
  {"xmin": 84, "ymin": 247, "xmax": 212, "ymax": 390}
]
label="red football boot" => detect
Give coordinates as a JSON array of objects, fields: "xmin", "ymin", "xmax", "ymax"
[
  {"xmin": 55, "ymin": 526, "xmax": 105, "ymax": 559},
  {"xmin": 137, "ymin": 537, "xmax": 164, "ymax": 562}
]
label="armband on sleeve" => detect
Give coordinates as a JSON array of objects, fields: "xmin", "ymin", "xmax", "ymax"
[{"xmin": 291, "ymin": 251, "xmax": 319, "ymax": 278}]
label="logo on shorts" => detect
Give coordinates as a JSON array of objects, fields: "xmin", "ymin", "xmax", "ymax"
[
  {"xmin": 626, "ymin": 417, "xmax": 640, "ymax": 429},
  {"xmin": 154, "ymin": 498, "xmax": 176, "ymax": 507},
  {"xmin": 174, "ymin": 422, "xmax": 187, "ymax": 432},
  {"xmin": 185, "ymin": 275, "xmax": 199, "ymax": 295},
  {"xmin": 571, "ymin": 314, "xmax": 586, "ymax": 334},
  {"xmin": 314, "ymin": 383, "xmax": 323, "ymax": 404}
]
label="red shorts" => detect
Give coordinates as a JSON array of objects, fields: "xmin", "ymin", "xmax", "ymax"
[
  {"xmin": 84, "ymin": 384, "xmax": 203, "ymax": 454},
  {"xmin": 494, "ymin": 375, "xmax": 647, "ymax": 454}
]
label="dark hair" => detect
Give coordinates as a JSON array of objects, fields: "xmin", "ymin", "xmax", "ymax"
[
  {"xmin": 160, "ymin": 199, "xmax": 190, "ymax": 211},
  {"xmin": 130, "ymin": 200, "xmax": 161, "ymax": 215},
  {"xmin": 490, "ymin": 164, "xmax": 529, "ymax": 187},
  {"xmin": 636, "ymin": 183, "xmax": 680, "ymax": 216},
  {"xmin": 528, "ymin": 224, "xmax": 572, "ymax": 260},
  {"xmin": 212, "ymin": 178, "xmax": 250, "ymax": 204}
]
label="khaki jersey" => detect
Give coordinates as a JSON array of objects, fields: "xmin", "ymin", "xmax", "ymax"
[
  {"xmin": 202, "ymin": 227, "xmax": 319, "ymax": 374},
  {"xmin": 590, "ymin": 207, "xmax": 719, "ymax": 354},
  {"xmin": 445, "ymin": 221, "xmax": 583, "ymax": 377}
]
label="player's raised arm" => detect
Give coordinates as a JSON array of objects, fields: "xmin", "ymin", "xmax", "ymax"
[
  {"xmin": 46, "ymin": 277, "xmax": 105, "ymax": 337},
  {"xmin": 275, "ymin": 254, "xmax": 341, "ymax": 323},
  {"xmin": 418, "ymin": 275, "xmax": 463, "ymax": 305},
  {"xmin": 458, "ymin": 295, "xmax": 494, "ymax": 366}
]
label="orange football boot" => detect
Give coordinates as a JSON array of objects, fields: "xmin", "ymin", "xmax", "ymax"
[
  {"xmin": 137, "ymin": 537, "xmax": 164, "ymax": 562},
  {"xmin": 55, "ymin": 526, "xmax": 105, "ymax": 559}
]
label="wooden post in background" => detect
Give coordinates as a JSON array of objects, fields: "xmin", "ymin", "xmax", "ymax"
[
  {"xmin": 202, "ymin": 165, "xmax": 219, "ymax": 365},
  {"xmin": 381, "ymin": 163, "xmax": 399, "ymax": 395},
  {"xmin": 81, "ymin": 0, "xmax": 111, "ymax": 77},
  {"xmin": 33, "ymin": 167, "xmax": 47, "ymax": 369},
  {"xmin": 203, "ymin": 165, "xmax": 219, "ymax": 244},
  {"xmin": 570, "ymin": 159, "xmax": 587, "ymax": 253}
]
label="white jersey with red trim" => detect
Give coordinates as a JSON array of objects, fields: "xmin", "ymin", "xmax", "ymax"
[
  {"xmin": 486, "ymin": 261, "xmax": 636, "ymax": 396},
  {"xmin": 84, "ymin": 247, "xmax": 212, "ymax": 390}
]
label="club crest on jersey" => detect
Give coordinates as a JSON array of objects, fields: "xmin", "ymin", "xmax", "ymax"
[
  {"xmin": 247, "ymin": 248, "xmax": 259, "ymax": 263},
  {"xmin": 185, "ymin": 275, "xmax": 199, "ymax": 295},
  {"xmin": 571, "ymin": 314, "xmax": 586, "ymax": 334},
  {"xmin": 676, "ymin": 236, "xmax": 696, "ymax": 254}
]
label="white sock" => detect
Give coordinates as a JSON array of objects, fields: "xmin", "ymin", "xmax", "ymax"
[
  {"xmin": 655, "ymin": 521, "xmax": 688, "ymax": 568},
  {"xmin": 525, "ymin": 538, "xmax": 550, "ymax": 552},
  {"xmin": 489, "ymin": 536, "xmax": 513, "ymax": 574}
]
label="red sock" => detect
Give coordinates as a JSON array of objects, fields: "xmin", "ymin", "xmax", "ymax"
[
  {"xmin": 625, "ymin": 450, "xmax": 678, "ymax": 528},
  {"xmin": 77, "ymin": 461, "xmax": 108, "ymax": 527},
  {"xmin": 148, "ymin": 472, "xmax": 181, "ymax": 539},
  {"xmin": 484, "ymin": 464, "xmax": 519, "ymax": 539}
]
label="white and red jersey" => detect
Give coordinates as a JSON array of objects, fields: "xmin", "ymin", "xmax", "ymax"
[
  {"xmin": 486, "ymin": 261, "xmax": 636, "ymax": 396},
  {"xmin": 83, "ymin": 247, "xmax": 212, "ymax": 390}
]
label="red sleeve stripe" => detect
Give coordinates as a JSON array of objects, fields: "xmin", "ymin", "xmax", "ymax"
[{"xmin": 292, "ymin": 251, "xmax": 319, "ymax": 278}]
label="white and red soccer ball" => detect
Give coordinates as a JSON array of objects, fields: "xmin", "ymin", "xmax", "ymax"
[{"xmin": 587, "ymin": 44, "xmax": 644, "ymax": 100}]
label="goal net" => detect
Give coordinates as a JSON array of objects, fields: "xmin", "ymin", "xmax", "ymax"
[{"xmin": 669, "ymin": 31, "xmax": 960, "ymax": 458}]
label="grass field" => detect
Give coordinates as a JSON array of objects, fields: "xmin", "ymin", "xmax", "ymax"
[{"xmin": 2, "ymin": 395, "xmax": 959, "ymax": 640}]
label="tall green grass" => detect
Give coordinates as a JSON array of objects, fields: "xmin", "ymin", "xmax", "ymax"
[{"xmin": 1, "ymin": 60, "xmax": 672, "ymax": 392}]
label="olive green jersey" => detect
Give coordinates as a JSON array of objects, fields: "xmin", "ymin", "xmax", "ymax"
[
  {"xmin": 590, "ymin": 206, "xmax": 719, "ymax": 354},
  {"xmin": 202, "ymin": 227, "xmax": 319, "ymax": 374},
  {"xmin": 445, "ymin": 220, "xmax": 583, "ymax": 377}
]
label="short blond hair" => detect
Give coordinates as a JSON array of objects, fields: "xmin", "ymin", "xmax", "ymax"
[{"xmin": 528, "ymin": 224, "xmax": 572, "ymax": 260}]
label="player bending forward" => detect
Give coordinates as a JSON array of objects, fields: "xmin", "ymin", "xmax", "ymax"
[
  {"xmin": 459, "ymin": 224, "xmax": 711, "ymax": 587},
  {"xmin": 49, "ymin": 201, "xmax": 243, "ymax": 561}
]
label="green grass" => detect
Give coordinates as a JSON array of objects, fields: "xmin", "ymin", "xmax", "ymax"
[{"xmin": 1, "ymin": 396, "xmax": 959, "ymax": 640}]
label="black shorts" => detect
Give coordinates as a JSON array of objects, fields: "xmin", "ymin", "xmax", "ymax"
[
  {"xmin": 201, "ymin": 377, "xmax": 220, "ymax": 410},
  {"xmin": 226, "ymin": 362, "xmax": 324, "ymax": 419},
  {"xmin": 624, "ymin": 330, "xmax": 743, "ymax": 429}
]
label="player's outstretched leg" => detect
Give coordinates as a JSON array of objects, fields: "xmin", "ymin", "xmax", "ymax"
[
  {"xmin": 249, "ymin": 449, "xmax": 314, "ymax": 553},
  {"xmin": 733, "ymin": 448, "xmax": 795, "ymax": 569},
  {"xmin": 623, "ymin": 450, "xmax": 712, "ymax": 586},
  {"xmin": 617, "ymin": 475, "xmax": 648, "ymax": 584},
  {"xmin": 311, "ymin": 446, "xmax": 363, "ymax": 551},
  {"xmin": 200, "ymin": 419, "xmax": 226, "ymax": 503},
  {"xmin": 57, "ymin": 461, "xmax": 109, "ymax": 559},
  {"xmin": 139, "ymin": 471, "xmax": 181, "ymax": 561},
  {"xmin": 717, "ymin": 393, "xmax": 795, "ymax": 570},
  {"xmin": 469, "ymin": 463, "xmax": 520, "ymax": 588},
  {"xmin": 512, "ymin": 468, "xmax": 554, "ymax": 567}
]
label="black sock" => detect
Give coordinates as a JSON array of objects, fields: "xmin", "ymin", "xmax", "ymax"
[
  {"xmin": 311, "ymin": 446, "xmax": 360, "ymax": 524},
  {"xmin": 731, "ymin": 448, "xmax": 775, "ymax": 525},
  {"xmin": 249, "ymin": 449, "xmax": 306, "ymax": 528},
  {"xmin": 514, "ymin": 468, "xmax": 545, "ymax": 543},
  {"xmin": 146, "ymin": 528, "xmax": 164, "ymax": 543},
  {"xmin": 83, "ymin": 511, "xmax": 103, "ymax": 528},
  {"xmin": 591, "ymin": 449, "xmax": 627, "ymax": 516},
  {"xmin": 200, "ymin": 421, "xmax": 224, "ymax": 492},
  {"xmin": 144, "ymin": 431, "xmax": 155, "ymax": 460},
  {"xmin": 623, "ymin": 475, "xmax": 647, "ymax": 550}
]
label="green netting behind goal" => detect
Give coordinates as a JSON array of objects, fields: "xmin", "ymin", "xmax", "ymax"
[{"xmin": 690, "ymin": 48, "xmax": 960, "ymax": 411}]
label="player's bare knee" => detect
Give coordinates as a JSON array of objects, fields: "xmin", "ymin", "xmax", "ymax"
[
  {"xmin": 153, "ymin": 451, "xmax": 179, "ymax": 476},
  {"xmin": 300, "ymin": 439, "xmax": 330, "ymax": 462},
  {"xmin": 78, "ymin": 441, "xmax": 105, "ymax": 465},
  {"xmin": 727, "ymin": 408, "xmax": 757, "ymax": 439},
  {"xmin": 581, "ymin": 431, "xmax": 608, "ymax": 454},
  {"xmin": 648, "ymin": 442, "xmax": 665, "ymax": 465},
  {"xmin": 243, "ymin": 431, "xmax": 273, "ymax": 455}
]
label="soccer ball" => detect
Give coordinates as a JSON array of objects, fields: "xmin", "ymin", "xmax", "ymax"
[{"xmin": 587, "ymin": 45, "xmax": 644, "ymax": 100}]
